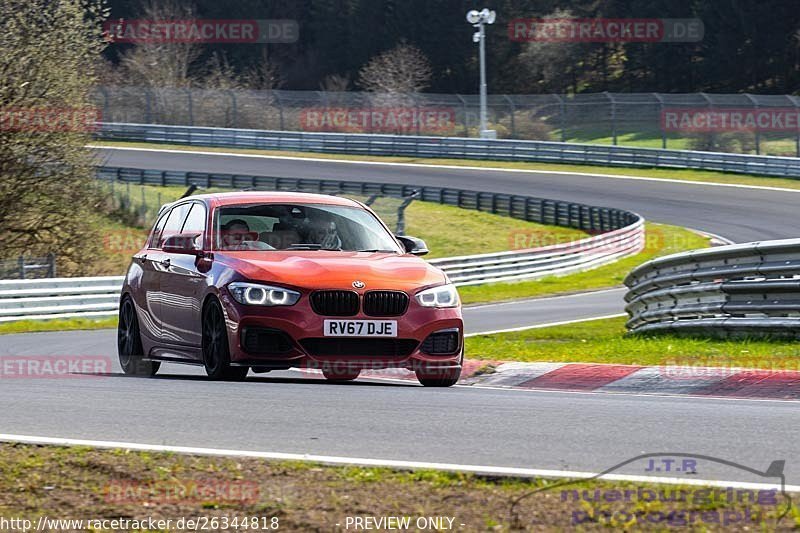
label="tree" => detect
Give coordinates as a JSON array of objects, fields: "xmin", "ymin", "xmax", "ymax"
[
  {"xmin": 114, "ymin": 0, "xmax": 200, "ymax": 88},
  {"xmin": 357, "ymin": 42, "xmax": 432, "ymax": 94},
  {"xmin": 0, "ymin": 0, "xmax": 108, "ymax": 275}
]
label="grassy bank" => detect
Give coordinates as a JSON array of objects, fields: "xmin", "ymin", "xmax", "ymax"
[
  {"xmin": 0, "ymin": 443, "xmax": 792, "ymax": 531},
  {"xmin": 458, "ymin": 222, "xmax": 710, "ymax": 305},
  {"xmin": 466, "ymin": 316, "xmax": 800, "ymax": 370},
  {"xmin": 0, "ymin": 317, "xmax": 117, "ymax": 336}
]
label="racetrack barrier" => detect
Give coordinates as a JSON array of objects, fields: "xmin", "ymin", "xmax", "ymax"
[
  {"xmin": 624, "ymin": 239, "xmax": 800, "ymax": 338},
  {"xmin": 96, "ymin": 122, "xmax": 800, "ymax": 178}
]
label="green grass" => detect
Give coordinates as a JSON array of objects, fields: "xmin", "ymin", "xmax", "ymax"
[
  {"xmin": 93, "ymin": 140, "xmax": 800, "ymax": 190},
  {"xmin": 561, "ymin": 129, "xmax": 799, "ymax": 157},
  {"xmin": 0, "ymin": 317, "xmax": 117, "ymax": 335},
  {"xmin": 466, "ymin": 316, "xmax": 800, "ymax": 369},
  {"xmin": 404, "ymin": 201, "xmax": 586, "ymax": 259},
  {"xmin": 458, "ymin": 222, "xmax": 710, "ymax": 305},
  {"xmin": 1, "ymin": 443, "xmax": 793, "ymax": 530}
]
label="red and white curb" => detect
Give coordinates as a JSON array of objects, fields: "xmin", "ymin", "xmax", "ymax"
[
  {"xmin": 458, "ymin": 362, "xmax": 800, "ymax": 400},
  {"xmin": 312, "ymin": 360, "xmax": 800, "ymax": 400}
]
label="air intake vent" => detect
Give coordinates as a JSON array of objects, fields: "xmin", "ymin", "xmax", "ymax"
[
  {"xmin": 420, "ymin": 329, "xmax": 460, "ymax": 355},
  {"xmin": 363, "ymin": 291, "xmax": 409, "ymax": 316},
  {"xmin": 242, "ymin": 327, "xmax": 294, "ymax": 355},
  {"xmin": 310, "ymin": 290, "xmax": 359, "ymax": 316},
  {"xmin": 300, "ymin": 338, "xmax": 418, "ymax": 357}
]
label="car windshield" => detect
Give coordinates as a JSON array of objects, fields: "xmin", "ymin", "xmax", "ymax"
[{"xmin": 214, "ymin": 203, "xmax": 403, "ymax": 253}]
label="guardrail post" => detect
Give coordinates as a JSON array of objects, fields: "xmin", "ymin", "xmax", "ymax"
[
  {"xmin": 503, "ymin": 95, "xmax": 516, "ymax": 138},
  {"xmin": 47, "ymin": 253, "xmax": 56, "ymax": 278},
  {"xmin": 185, "ymin": 88, "xmax": 194, "ymax": 126},
  {"xmin": 790, "ymin": 95, "xmax": 800, "ymax": 158},
  {"xmin": 606, "ymin": 92, "xmax": 618, "ymax": 146},
  {"xmin": 456, "ymin": 94, "xmax": 469, "ymax": 137},
  {"xmin": 744, "ymin": 94, "xmax": 760, "ymax": 155},
  {"xmin": 654, "ymin": 93, "xmax": 666, "ymax": 149},
  {"xmin": 555, "ymin": 94, "xmax": 566, "ymax": 142},
  {"xmin": 17, "ymin": 256, "xmax": 25, "ymax": 280},
  {"xmin": 274, "ymin": 91, "xmax": 285, "ymax": 131}
]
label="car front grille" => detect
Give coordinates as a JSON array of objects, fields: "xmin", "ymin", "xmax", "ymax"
[
  {"xmin": 300, "ymin": 338, "xmax": 418, "ymax": 357},
  {"xmin": 363, "ymin": 291, "xmax": 409, "ymax": 316},
  {"xmin": 310, "ymin": 290, "xmax": 359, "ymax": 316}
]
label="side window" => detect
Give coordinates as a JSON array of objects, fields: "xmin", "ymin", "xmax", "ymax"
[
  {"xmin": 181, "ymin": 202, "xmax": 207, "ymax": 241},
  {"xmin": 158, "ymin": 203, "xmax": 191, "ymax": 247},
  {"xmin": 148, "ymin": 210, "xmax": 170, "ymax": 249}
]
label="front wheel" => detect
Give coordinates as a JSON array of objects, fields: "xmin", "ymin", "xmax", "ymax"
[
  {"xmin": 322, "ymin": 368, "xmax": 360, "ymax": 382},
  {"xmin": 202, "ymin": 299, "xmax": 248, "ymax": 381},
  {"xmin": 415, "ymin": 367, "xmax": 461, "ymax": 387},
  {"xmin": 118, "ymin": 297, "xmax": 160, "ymax": 377}
]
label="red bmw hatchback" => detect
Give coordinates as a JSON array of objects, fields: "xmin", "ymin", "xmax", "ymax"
[{"xmin": 118, "ymin": 191, "xmax": 464, "ymax": 386}]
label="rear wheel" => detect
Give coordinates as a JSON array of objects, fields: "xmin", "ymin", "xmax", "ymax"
[
  {"xmin": 202, "ymin": 299, "xmax": 248, "ymax": 381},
  {"xmin": 118, "ymin": 297, "xmax": 160, "ymax": 377}
]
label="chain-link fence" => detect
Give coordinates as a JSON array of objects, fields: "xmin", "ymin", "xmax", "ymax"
[
  {"xmin": 0, "ymin": 254, "xmax": 56, "ymax": 279},
  {"xmin": 93, "ymin": 87, "xmax": 800, "ymax": 157}
]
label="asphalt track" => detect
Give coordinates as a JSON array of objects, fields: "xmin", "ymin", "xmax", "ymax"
[
  {"xmin": 3, "ymin": 146, "xmax": 799, "ymax": 485},
  {"xmin": 1, "ymin": 328, "xmax": 798, "ymax": 485},
  {"xmin": 95, "ymin": 146, "xmax": 800, "ymax": 242}
]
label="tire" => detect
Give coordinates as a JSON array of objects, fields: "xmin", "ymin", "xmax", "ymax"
[
  {"xmin": 322, "ymin": 368, "xmax": 360, "ymax": 382},
  {"xmin": 202, "ymin": 299, "xmax": 248, "ymax": 381},
  {"xmin": 415, "ymin": 367, "xmax": 461, "ymax": 387},
  {"xmin": 118, "ymin": 296, "xmax": 160, "ymax": 377}
]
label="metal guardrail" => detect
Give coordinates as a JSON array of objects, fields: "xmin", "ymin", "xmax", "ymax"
[
  {"xmin": 624, "ymin": 239, "xmax": 800, "ymax": 338},
  {"xmin": 0, "ymin": 168, "xmax": 643, "ymax": 322},
  {"xmin": 0, "ymin": 277, "xmax": 124, "ymax": 322},
  {"xmin": 97, "ymin": 123, "xmax": 800, "ymax": 179}
]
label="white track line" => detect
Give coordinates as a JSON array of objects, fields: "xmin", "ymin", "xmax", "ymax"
[
  {"xmin": 466, "ymin": 313, "xmax": 626, "ymax": 337},
  {"xmin": 0, "ymin": 433, "xmax": 795, "ymax": 492},
  {"xmin": 89, "ymin": 144, "xmax": 800, "ymax": 194}
]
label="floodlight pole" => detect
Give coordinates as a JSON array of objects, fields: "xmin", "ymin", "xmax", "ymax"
[
  {"xmin": 478, "ymin": 21, "xmax": 488, "ymax": 135},
  {"xmin": 467, "ymin": 9, "xmax": 496, "ymax": 139}
]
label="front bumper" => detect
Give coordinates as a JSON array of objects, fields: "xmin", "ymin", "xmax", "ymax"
[{"xmin": 219, "ymin": 289, "xmax": 464, "ymax": 372}]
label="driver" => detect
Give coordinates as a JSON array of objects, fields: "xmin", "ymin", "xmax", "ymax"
[{"xmin": 221, "ymin": 219, "xmax": 274, "ymax": 250}]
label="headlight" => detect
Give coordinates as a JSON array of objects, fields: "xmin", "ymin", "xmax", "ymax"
[
  {"xmin": 415, "ymin": 284, "xmax": 459, "ymax": 308},
  {"xmin": 228, "ymin": 282, "xmax": 300, "ymax": 306}
]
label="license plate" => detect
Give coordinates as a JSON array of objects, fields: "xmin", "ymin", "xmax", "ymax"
[{"xmin": 323, "ymin": 320, "xmax": 397, "ymax": 337}]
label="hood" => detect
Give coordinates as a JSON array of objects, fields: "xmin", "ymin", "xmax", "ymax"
[{"xmin": 219, "ymin": 251, "xmax": 448, "ymax": 291}]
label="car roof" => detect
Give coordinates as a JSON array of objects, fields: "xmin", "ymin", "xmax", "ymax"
[{"xmin": 177, "ymin": 191, "xmax": 365, "ymax": 208}]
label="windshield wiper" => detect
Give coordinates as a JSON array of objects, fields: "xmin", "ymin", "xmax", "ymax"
[
  {"xmin": 286, "ymin": 243, "xmax": 343, "ymax": 251},
  {"xmin": 357, "ymin": 249, "xmax": 396, "ymax": 253}
]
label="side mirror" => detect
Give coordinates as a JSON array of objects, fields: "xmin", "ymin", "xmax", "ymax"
[
  {"xmin": 162, "ymin": 234, "xmax": 202, "ymax": 255},
  {"xmin": 396, "ymin": 235, "xmax": 429, "ymax": 256}
]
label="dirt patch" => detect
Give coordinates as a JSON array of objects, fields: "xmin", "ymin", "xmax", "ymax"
[{"xmin": 0, "ymin": 444, "xmax": 792, "ymax": 531}]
